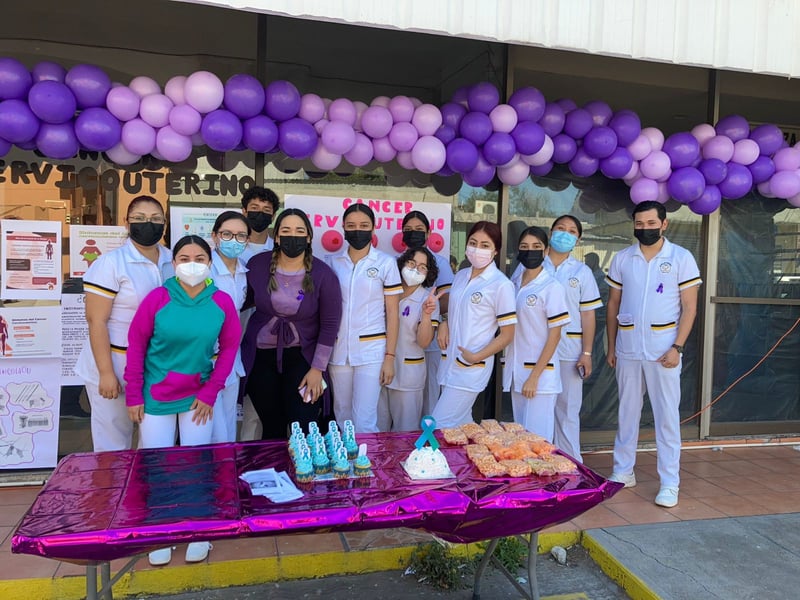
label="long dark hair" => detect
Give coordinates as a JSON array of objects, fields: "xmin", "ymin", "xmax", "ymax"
[{"xmin": 270, "ymin": 208, "xmax": 315, "ymax": 294}]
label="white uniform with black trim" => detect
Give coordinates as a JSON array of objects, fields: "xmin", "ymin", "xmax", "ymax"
[
  {"xmin": 75, "ymin": 239, "xmax": 173, "ymax": 451},
  {"xmin": 433, "ymin": 263, "xmax": 516, "ymax": 427},
  {"xmin": 423, "ymin": 253, "xmax": 454, "ymax": 415},
  {"xmin": 503, "ymin": 268, "xmax": 571, "ymax": 440},
  {"xmin": 209, "ymin": 249, "xmax": 248, "ymax": 443},
  {"xmin": 326, "ymin": 245, "xmax": 402, "ymax": 432},
  {"xmin": 606, "ymin": 237, "xmax": 702, "ymax": 488},
  {"xmin": 239, "ymin": 237, "xmax": 273, "ymax": 265}
]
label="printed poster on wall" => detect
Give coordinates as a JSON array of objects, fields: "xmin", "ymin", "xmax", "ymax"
[
  {"xmin": 61, "ymin": 294, "xmax": 87, "ymax": 385},
  {"xmin": 1, "ymin": 219, "xmax": 62, "ymax": 300},
  {"xmin": 69, "ymin": 225, "xmax": 127, "ymax": 277},
  {"xmin": 284, "ymin": 195, "xmax": 451, "ymax": 260},
  {"xmin": 0, "ymin": 358, "xmax": 62, "ymax": 469},
  {"xmin": 0, "ymin": 306, "xmax": 62, "ymax": 359},
  {"xmin": 169, "ymin": 206, "xmax": 230, "ymax": 249}
]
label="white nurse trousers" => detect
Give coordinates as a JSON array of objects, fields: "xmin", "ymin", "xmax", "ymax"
[
  {"xmin": 329, "ymin": 362, "xmax": 383, "ymax": 433},
  {"xmin": 612, "ymin": 356, "xmax": 682, "ymax": 488},
  {"xmin": 87, "ymin": 386, "xmax": 134, "ymax": 452},
  {"xmin": 431, "ymin": 386, "xmax": 478, "ymax": 428},
  {"xmin": 554, "ymin": 360, "xmax": 584, "ymax": 461},
  {"xmin": 211, "ymin": 378, "xmax": 239, "ymax": 443},
  {"xmin": 139, "ymin": 411, "xmax": 214, "ymax": 449},
  {"xmin": 422, "ymin": 349, "xmax": 442, "ymax": 416},
  {"xmin": 512, "ymin": 391, "xmax": 557, "ymax": 442},
  {"xmin": 386, "ymin": 388, "xmax": 423, "ymax": 432}
]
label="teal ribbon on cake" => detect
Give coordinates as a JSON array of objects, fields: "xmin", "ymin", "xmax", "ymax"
[{"xmin": 414, "ymin": 415, "xmax": 439, "ymax": 450}]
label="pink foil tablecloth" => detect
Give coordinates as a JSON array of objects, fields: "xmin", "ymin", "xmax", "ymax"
[{"xmin": 12, "ymin": 433, "xmax": 621, "ymax": 564}]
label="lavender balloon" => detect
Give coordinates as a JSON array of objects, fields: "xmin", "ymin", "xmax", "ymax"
[
  {"xmin": 185, "ymin": 71, "xmax": 224, "ymax": 114},
  {"xmin": 344, "ymin": 132, "xmax": 374, "ymax": 166},
  {"xmin": 299, "ymin": 93, "xmax": 326, "ymax": 124},
  {"xmin": 0, "ymin": 58, "xmax": 32, "ymax": 100},
  {"xmin": 74, "ymin": 107, "xmax": 121, "ymax": 151},
  {"xmin": 663, "ymin": 132, "xmax": 700, "ymax": 168},
  {"xmin": 65, "ymin": 64, "xmax": 111, "ymax": 109},
  {"xmin": 497, "ymin": 160, "xmax": 530, "ymax": 185},
  {"xmin": 488, "ymin": 104, "xmax": 517, "ymax": 134},
  {"xmin": 36, "ymin": 122, "xmax": 79, "ymax": 159},
  {"xmin": 264, "ymin": 80, "xmax": 301, "ymax": 121},
  {"xmin": 459, "ymin": 111, "xmax": 493, "ymax": 146},
  {"xmin": 121, "ymin": 118, "xmax": 156, "ymax": 155},
  {"xmin": 328, "ymin": 98, "xmax": 357, "ymax": 126},
  {"xmin": 0, "ymin": 99, "xmax": 40, "ymax": 143},
  {"xmin": 396, "ymin": 150, "xmax": 415, "ymax": 171},
  {"xmin": 773, "ymin": 147, "xmax": 800, "ymax": 172},
  {"xmin": 224, "ymin": 74, "xmax": 266, "ymax": 119},
  {"xmin": 732, "ymin": 139, "xmax": 759, "ymax": 166},
  {"xmin": 164, "ymin": 76, "xmax": 187, "ymax": 106},
  {"xmin": 242, "ymin": 115, "xmax": 278, "ymax": 153},
  {"xmin": 106, "ymin": 141, "xmax": 141, "ymax": 166},
  {"xmin": 715, "ymin": 114, "xmax": 750, "ymax": 142},
  {"xmin": 361, "ymin": 105, "xmax": 393, "ymax": 139},
  {"xmin": 106, "ymin": 86, "xmax": 141, "ymax": 122},
  {"xmin": 411, "ymin": 135, "xmax": 447, "ymax": 174},
  {"xmin": 310, "ymin": 144, "xmax": 342, "ymax": 171},
  {"xmin": 640, "ymin": 150, "xmax": 671, "ymax": 180},
  {"xmin": 388, "ymin": 96, "xmax": 415, "ymax": 123},
  {"xmin": 539, "ymin": 102, "xmax": 566, "ymax": 137},
  {"xmin": 691, "ymin": 123, "xmax": 717, "ymax": 147},
  {"xmin": 129, "ymin": 76, "xmax": 161, "ymax": 98},
  {"xmin": 630, "ymin": 177, "xmax": 659, "ymax": 204},
  {"xmin": 32, "ymin": 61, "xmax": 66, "ymax": 84},
  {"xmin": 467, "ymin": 82, "xmax": 500, "ymax": 114},
  {"xmin": 563, "ymin": 108, "xmax": 593, "ymax": 139},
  {"xmin": 412, "ymin": 104, "xmax": 443, "ymax": 137},
  {"xmin": 508, "ymin": 87, "xmax": 546, "ymax": 122},
  {"xmin": 609, "ymin": 110, "xmax": 641, "ymax": 147},
  {"xmin": 701, "ymin": 135, "xmax": 735, "ymax": 162},
  {"xmin": 768, "ymin": 170, "xmax": 800, "ymax": 199},
  {"xmin": 139, "ymin": 94, "xmax": 173, "ymax": 128},
  {"xmin": 28, "ymin": 81, "xmax": 76, "ymax": 124},
  {"xmin": 322, "ymin": 120, "xmax": 356, "ymax": 154},
  {"xmin": 201, "ymin": 109, "xmax": 243, "ymax": 152},
  {"xmin": 156, "ymin": 126, "xmax": 192, "ymax": 162},
  {"xmin": 511, "ymin": 121, "xmax": 545, "ymax": 155},
  {"xmin": 521, "ymin": 134, "xmax": 554, "ymax": 166},
  {"xmin": 627, "ymin": 134, "xmax": 652, "ymax": 161},
  {"xmin": 278, "ymin": 117, "xmax": 317, "ymax": 159},
  {"xmin": 372, "ymin": 136, "xmax": 396, "ymax": 163},
  {"xmin": 169, "ymin": 104, "xmax": 202, "ymax": 136},
  {"xmin": 388, "ymin": 122, "xmax": 418, "ymax": 152}
]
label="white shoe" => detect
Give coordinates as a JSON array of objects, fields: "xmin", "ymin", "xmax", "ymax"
[
  {"xmin": 608, "ymin": 472, "xmax": 637, "ymax": 488},
  {"xmin": 185, "ymin": 541, "xmax": 212, "ymax": 563},
  {"xmin": 655, "ymin": 487, "xmax": 679, "ymax": 508},
  {"xmin": 148, "ymin": 547, "xmax": 172, "ymax": 566}
]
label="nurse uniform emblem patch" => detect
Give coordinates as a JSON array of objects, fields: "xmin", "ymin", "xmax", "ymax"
[
  {"xmin": 366, "ymin": 267, "xmax": 379, "ymax": 278},
  {"xmin": 526, "ymin": 294, "xmax": 538, "ymax": 306},
  {"xmin": 470, "ymin": 292, "xmax": 483, "ymax": 304},
  {"xmin": 659, "ymin": 262, "xmax": 672, "ymax": 273},
  {"xmin": 568, "ymin": 277, "xmax": 579, "ymax": 288}
]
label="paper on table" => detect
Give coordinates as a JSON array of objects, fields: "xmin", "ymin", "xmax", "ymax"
[{"xmin": 240, "ymin": 468, "xmax": 304, "ymax": 503}]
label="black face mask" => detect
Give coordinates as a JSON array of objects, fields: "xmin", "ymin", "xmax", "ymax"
[
  {"xmin": 129, "ymin": 222, "xmax": 164, "ymax": 247},
  {"xmin": 277, "ymin": 236, "xmax": 308, "ymax": 259},
  {"xmin": 634, "ymin": 228, "xmax": 662, "ymax": 246},
  {"xmin": 402, "ymin": 230, "xmax": 427, "ymax": 249},
  {"xmin": 345, "ymin": 230, "xmax": 373, "ymax": 250},
  {"xmin": 517, "ymin": 249, "xmax": 545, "ymax": 270},
  {"xmin": 247, "ymin": 211, "xmax": 272, "ymax": 233}
]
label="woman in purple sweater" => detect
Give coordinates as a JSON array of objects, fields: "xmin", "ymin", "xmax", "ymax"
[{"xmin": 241, "ymin": 208, "xmax": 343, "ymax": 439}]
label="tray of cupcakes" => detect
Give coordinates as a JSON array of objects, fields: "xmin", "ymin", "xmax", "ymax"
[{"xmin": 288, "ymin": 420, "xmax": 373, "ymax": 483}]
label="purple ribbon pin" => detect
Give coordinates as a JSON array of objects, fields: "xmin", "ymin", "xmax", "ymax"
[
  {"xmin": 297, "ymin": 290, "xmax": 305, "ymax": 301},
  {"xmin": 402, "ymin": 306, "xmax": 410, "ymax": 317},
  {"xmin": 656, "ymin": 283, "xmax": 663, "ymax": 294}
]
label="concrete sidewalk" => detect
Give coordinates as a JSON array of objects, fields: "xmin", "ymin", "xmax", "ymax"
[{"xmin": 585, "ymin": 513, "xmax": 800, "ymax": 600}]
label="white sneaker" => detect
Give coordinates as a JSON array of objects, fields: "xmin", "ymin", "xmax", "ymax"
[
  {"xmin": 148, "ymin": 547, "xmax": 172, "ymax": 566},
  {"xmin": 185, "ymin": 541, "xmax": 212, "ymax": 563},
  {"xmin": 655, "ymin": 487, "xmax": 679, "ymax": 508},
  {"xmin": 608, "ymin": 472, "xmax": 637, "ymax": 488}
]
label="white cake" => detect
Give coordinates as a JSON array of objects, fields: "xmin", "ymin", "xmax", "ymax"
[{"xmin": 404, "ymin": 446, "xmax": 453, "ymax": 479}]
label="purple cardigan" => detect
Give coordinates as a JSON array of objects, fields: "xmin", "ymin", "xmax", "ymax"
[{"xmin": 241, "ymin": 252, "xmax": 342, "ymax": 386}]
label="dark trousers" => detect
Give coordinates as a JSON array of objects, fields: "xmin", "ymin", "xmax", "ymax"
[{"xmin": 246, "ymin": 346, "xmax": 321, "ymax": 440}]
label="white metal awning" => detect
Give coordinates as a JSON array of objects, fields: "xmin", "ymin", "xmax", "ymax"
[{"xmin": 174, "ymin": 0, "xmax": 800, "ymax": 78}]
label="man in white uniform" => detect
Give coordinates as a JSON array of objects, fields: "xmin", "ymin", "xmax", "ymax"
[{"xmin": 606, "ymin": 201, "xmax": 701, "ymax": 508}]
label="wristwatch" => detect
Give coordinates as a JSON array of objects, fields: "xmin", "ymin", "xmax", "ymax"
[{"xmin": 671, "ymin": 344, "xmax": 684, "ymax": 354}]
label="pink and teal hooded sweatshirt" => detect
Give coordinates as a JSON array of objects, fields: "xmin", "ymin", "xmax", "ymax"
[{"xmin": 124, "ymin": 276, "xmax": 241, "ymax": 415}]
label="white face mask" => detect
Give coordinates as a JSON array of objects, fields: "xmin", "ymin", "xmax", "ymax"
[
  {"xmin": 175, "ymin": 261, "xmax": 210, "ymax": 286},
  {"xmin": 466, "ymin": 246, "xmax": 494, "ymax": 269},
  {"xmin": 401, "ymin": 266, "xmax": 426, "ymax": 287}
]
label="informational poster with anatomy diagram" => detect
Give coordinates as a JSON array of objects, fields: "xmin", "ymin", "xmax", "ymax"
[
  {"xmin": 0, "ymin": 358, "xmax": 61, "ymax": 469},
  {"xmin": 1, "ymin": 219, "xmax": 62, "ymax": 300},
  {"xmin": 69, "ymin": 225, "xmax": 127, "ymax": 277},
  {"xmin": 0, "ymin": 306, "xmax": 62, "ymax": 359},
  {"xmin": 61, "ymin": 294, "xmax": 88, "ymax": 385},
  {"xmin": 169, "ymin": 206, "xmax": 229, "ymax": 249}
]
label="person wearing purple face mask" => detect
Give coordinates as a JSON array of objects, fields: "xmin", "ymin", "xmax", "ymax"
[{"xmin": 434, "ymin": 221, "xmax": 516, "ymax": 428}]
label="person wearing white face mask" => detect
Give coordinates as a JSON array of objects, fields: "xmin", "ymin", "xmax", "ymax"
[
  {"xmin": 208, "ymin": 211, "xmax": 251, "ymax": 443},
  {"xmin": 385, "ymin": 247, "xmax": 442, "ymax": 431},
  {"xmin": 434, "ymin": 221, "xmax": 516, "ymax": 428},
  {"xmin": 124, "ymin": 235, "xmax": 241, "ymax": 567}
]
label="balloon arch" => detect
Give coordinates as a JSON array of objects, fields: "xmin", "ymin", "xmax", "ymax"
[{"xmin": 0, "ymin": 57, "xmax": 796, "ymax": 215}]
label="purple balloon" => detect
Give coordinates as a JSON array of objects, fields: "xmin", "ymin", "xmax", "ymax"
[
  {"xmin": 569, "ymin": 148, "xmax": 599, "ymax": 178},
  {"xmin": 361, "ymin": 106, "xmax": 393, "ymax": 139},
  {"xmin": 298, "ymin": 93, "xmax": 325, "ymax": 123},
  {"xmin": 609, "ymin": 110, "xmax": 641, "ymax": 146},
  {"xmin": 551, "ymin": 133, "xmax": 578, "ymax": 164},
  {"xmin": 264, "ymin": 80, "xmax": 301, "ymax": 121},
  {"xmin": 768, "ymin": 170, "xmax": 800, "ymax": 199},
  {"xmin": 65, "ymin": 64, "xmax": 111, "ymax": 109},
  {"xmin": 459, "ymin": 111, "xmax": 493, "ymax": 146},
  {"xmin": 718, "ymin": 163, "xmax": 753, "ymax": 199},
  {"xmin": 277, "ymin": 117, "xmax": 317, "ymax": 159},
  {"xmin": 328, "ymin": 98, "xmax": 357, "ymax": 126},
  {"xmin": 446, "ymin": 138, "xmax": 480, "ymax": 173},
  {"xmin": 0, "ymin": 58, "xmax": 32, "ymax": 100},
  {"xmin": 583, "ymin": 126, "xmax": 618, "ymax": 159},
  {"xmin": 440, "ymin": 102, "xmax": 467, "ymax": 130},
  {"xmin": 538, "ymin": 102, "xmax": 566, "ymax": 137},
  {"xmin": 121, "ymin": 118, "xmax": 156, "ymax": 155},
  {"xmin": 32, "ymin": 61, "xmax": 66, "ymax": 84},
  {"xmin": 773, "ymin": 147, "xmax": 800, "ymax": 171},
  {"xmin": 584, "ymin": 101, "xmax": 613, "ymax": 126},
  {"xmin": 0, "ymin": 99, "xmax": 40, "ymax": 143},
  {"xmin": 36, "ymin": 122, "xmax": 79, "ymax": 159},
  {"xmin": 599, "ymin": 147, "xmax": 634, "ymax": 179},
  {"xmin": 482, "ymin": 132, "xmax": 516, "ymax": 166},
  {"xmin": 372, "ymin": 136, "xmax": 396, "ymax": 163},
  {"xmin": 396, "ymin": 150, "xmax": 414, "ymax": 171},
  {"xmin": 563, "ymin": 108, "xmax": 593, "ymax": 140},
  {"xmin": 747, "ymin": 155, "xmax": 776, "ymax": 185},
  {"xmin": 27, "ymin": 81, "xmax": 76, "ymax": 124},
  {"xmin": 749, "ymin": 124, "xmax": 784, "ymax": 156},
  {"xmin": 698, "ymin": 158, "xmax": 728, "ymax": 185},
  {"xmin": 201, "ymin": 109, "xmax": 243, "ymax": 152},
  {"xmin": 434, "ymin": 124, "xmax": 456, "ymax": 145},
  {"xmin": 0, "ymin": 137, "xmax": 10, "ymax": 157},
  {"xmin": 223, "ymin": 74, "xmax": 265, "ymax": 119},
  {"xmin": 388, "ymin": 122, "xmax": 418, "ymax": 152},
  {"xmin": 555, "ymin": 98, "xmax": 577, "ymax": 112},
  {"xmin": 530, "ymin": 161, "xmax": 553, "ymax": 176},
  {"xmin": 16, "ymin": 139, "xmax": 37, "ymax": 151},
  {"xmin": 322, "ymin": 120, "xmax": 357, "ymax": 154},
  {"xmin": 169, "ymin": 104, "xmax": 202, "ymax": 136},
  {"xmin": 467, "ymin": 83, "xmax": 500, "ymax": 114},
  {"xmin": 139, "ymin": 94, "xmax": 173, "ymax": 129},
  {"xmin": 242, "ymin": 115, "xmax": 278, "ymax": 152},
  {"xmin": 715, "ymin": 114, "xmax": 750, "ymax": 142},
  {"xmin": 663, "ymin": 132, "xmax": 700, "ymax": 169},
  {"xmin": 353, "ymin": 101, "xmax": 368, "ymax": 131},
  {"xmin": 511, "ymin": 121, "xmax": 545, "ymax": 155},
  {"xmin": 388, "ymin": 96, "xmax": 415, "ymax": 123},
  {"xmin": 74, "ymin": 107, "xmax": 121, "ymax": 151},
  {"xmin": 106, "ymin": 86, "xmax": 140, "ymax": 122},
  {"xmin": 689, "ymin": 185, "xmax": 722, "ymax": 215},
  {"xmin": 462, "ymin": 154, "xmax": 496, "ymax": 187},
  {"xmin": 344, "ymin": 132, "xmax": 374, "ymax": 166},
  {"xmin": 630, "ymin": 177, "xmax": 660, "ymax": 204},
  {"xmin": 667, "ymin": 167, "xmax": 706, "ymax": 203},
  {"xmin": 508, "ymin": 87, "xmax": 546, "ymax": 122},
  {"xmin": 156, "ymin": 126, "xmax": 192, "ymax": 162},
  {"xmin": 451, "ymin": 85, "xmax": 471, "ymax": 107}
]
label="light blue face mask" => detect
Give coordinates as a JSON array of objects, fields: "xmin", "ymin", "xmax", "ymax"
[
  {"xmin": 218, "ymin": 238, "xmax": 247, "ymax": 259},
  {"xmin": 550, "ymin": 230, "xmax": 578, "ymax": 253}
]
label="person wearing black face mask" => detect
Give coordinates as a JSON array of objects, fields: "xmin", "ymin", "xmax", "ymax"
[
  {"xmin": 75, "ymin": 195, "xmax": 174, "ymax": 452},
  {"xmin": 605, "ymin": 200, "xmax": 702, "ymax": 509},
  {"xmin": 503, "ymin": 226, "xmax": 571, "ymax": 442},
  {"xmin": 239, "ymin": 186, "xmax": 280, "ymax": 265}
]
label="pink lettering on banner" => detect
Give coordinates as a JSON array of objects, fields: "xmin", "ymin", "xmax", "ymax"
[
  {"xmin": 312, "ymin": 214, "xmax": 340, "ymax": 228},
  {"xmin": 341, "ymin": 197, "xmax": 414, "ymax": 215}
]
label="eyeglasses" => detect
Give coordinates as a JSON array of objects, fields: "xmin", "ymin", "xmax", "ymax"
[
  {"xmin": 128, "ymin": 215, "xmax": 165, "ymax": 224},
  {"xmin": 405, "ymin": 259, "xmax": 429, "ymax": 275},
  {"xmin": 218, "ymin": 231, "xmax": 249, "ymax": 243}
]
